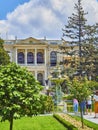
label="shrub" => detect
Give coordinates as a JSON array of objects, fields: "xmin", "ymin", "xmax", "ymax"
[
  {"xmin": 53, "ymin": 114, "xmax": 78, "ymax": 130},
  {"xmin": 40, "ymin": 95, "xmax": 54, "ymax": 113}
]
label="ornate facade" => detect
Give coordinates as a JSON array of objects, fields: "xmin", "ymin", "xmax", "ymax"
[{"xmin": 4, "ymin": 37, "xmax": 63, "ymax": 86}]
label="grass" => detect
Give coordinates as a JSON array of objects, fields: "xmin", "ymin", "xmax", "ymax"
[{"xmin": 0, "ymin": 115, "xmax": 67, "ymax": 130}]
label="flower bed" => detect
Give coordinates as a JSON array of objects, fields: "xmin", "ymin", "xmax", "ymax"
[{"xmin": 54, "ymin": 113, "xmax": 93, "ymax": 130}]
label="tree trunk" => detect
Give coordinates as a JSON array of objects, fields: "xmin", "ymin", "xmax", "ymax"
[
  {"xmin": 9, "ymin": 113, "xmax": 14, "ymax": 130},
  {"xmin": 79, "ymin": 104, "xmax": 84, "ymax": 128}
]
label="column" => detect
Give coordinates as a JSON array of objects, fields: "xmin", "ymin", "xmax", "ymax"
[
  {"xmin": 15, "ymin": 48, "xmax": 17, "ymax": 64},
  {"xmin": 35, "ymin": 71, "xmax": 37, "ymax": 80},
  {"xmin": 44, "ymin": 49, "xmax": 47, "ymax": 65},
  {"xmin": 35, "ymin": 48, "xmax": 37, "ymax": 65},
  {"xmin": 25, "ymin": 49, "xmax": 27, "ymax": 65},
  {"xmin": 44, "ymin": 70, "xmax": 47, "ymax": 81}
]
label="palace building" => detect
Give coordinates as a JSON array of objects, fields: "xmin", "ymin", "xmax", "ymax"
[{"xmin": 4, "ymin": 37, "xmax": 63, "ymax": 86}]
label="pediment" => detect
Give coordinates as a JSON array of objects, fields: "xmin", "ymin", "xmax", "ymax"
[
  {"xmin": 21, "ymin": 37, "xmax": 40, "ymax": 43},
  {"xmin": 15, "ymin": 37, "xmax": 47, "ymax": 45}
]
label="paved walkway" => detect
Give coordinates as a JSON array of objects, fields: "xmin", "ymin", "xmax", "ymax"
[
  {"xmin": 83, "ymin": 113, "xmax": 98, "ymax": 124},
  {"xmin": 69, "ymin": 112, "xmax": 98, "ymax": 124}
]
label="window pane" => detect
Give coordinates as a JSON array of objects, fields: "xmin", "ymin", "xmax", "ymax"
[
  {"xmin": 27, "ymin": 52, "xmax": 34, "ymax": 64},
  {"xmin": 18, "ymin": 52, "xmax": 24, "ymax": 64},
  {"xmin": 37, "ymin": 52, "xmax": 44, "ymax": 63},
  {"xmin": 50, "ymin": 51, "xmax": 57, "ymax": 66}
]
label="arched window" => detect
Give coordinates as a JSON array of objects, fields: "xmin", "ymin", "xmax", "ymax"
[
  {"xmin": 50, "ymin": 51, "xmax": 57, "ymax": 66},
  {"xmin": 37, "ymin": 52, "xmax": 44, "ymax": 63},
  {"xmin": 27, "ymin": 52, "xmax": 34, "ymax": 64},
  {"xmin": 37, "ymin": 73, "xmax": 43, "ymax": 85},
  {"xmin": 18, "ymin": 52, "xmax": 24, "ymax": 64}
]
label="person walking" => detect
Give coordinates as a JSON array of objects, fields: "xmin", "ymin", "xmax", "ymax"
[
  {"xmin": 93, "ymin": 90, "xmax": 98, "ymax": 118},
  {"xmin": 80, "ymin": 99, "xmax": 86, "ymax": 115},
  {"xmin": 86, "ymin": 95, "xmax": 92, "ymax": 115},
  {"xmin": 73, "ymin": 98, "xmax": 78, "ymax": 114}
]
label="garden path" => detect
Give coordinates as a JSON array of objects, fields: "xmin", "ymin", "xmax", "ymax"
[
  {"xmin": 69, "ymin": 112, "xmax": 98, "ymax": 124},
  {"xmin": 83, "ymin": 112, "xmax": 98, "ymax": 124}
]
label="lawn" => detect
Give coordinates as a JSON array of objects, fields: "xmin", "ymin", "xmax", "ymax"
[{"xmin": 0, "ymin": 115, "xmax": 67, "ymax": 130}]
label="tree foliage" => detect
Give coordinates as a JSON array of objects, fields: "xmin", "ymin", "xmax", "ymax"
[
  {"xmin": 39, "ymin": 95, "xmax": 54, "ymax": 113},
  {"xmin": 69, "ymin": 77, "xmax": 92, "ymax": 102},
  {"xmin": 0, "ymin": 38, "xmax": 10, "ymax": 65},
  {"xmin": 0, "ymin": 48, "xmax": 10, "ymax": 65},
  {"xmin": 68, "ymin": 77, "xmax": 93, "ymax": 128},
  {"xmin": 0, "ymin": 38, "xmax": 4, "ymax": 48},
  {"xmin": 0, "ymin": 63, "xmax": 43, "ymax": 130},
  {"xmin": 60, "ymin": 0, "xmax": 98, "ymax": 79}
]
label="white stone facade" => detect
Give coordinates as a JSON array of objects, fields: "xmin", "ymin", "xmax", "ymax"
[{"xmin": 4, "ymin": 37, "xmax": 63, "ymax": 86}]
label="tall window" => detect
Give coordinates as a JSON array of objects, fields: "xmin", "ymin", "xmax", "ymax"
[
  {"xmin": 18, "ymin": 52, "xmax": 24, "ymax": 64},
  {"xmin": 50, "ymin": 51, "xmax": 57, "ymax": 66},
  {"xmin": 37, "ymin": 52, "xmax": 44, "ymax": 63},
  {"xmin": 37, "ymin": 73, "xmax": 43, "ymax": 85},
  {"xmin": 27, "ymin": 52, "xmax": 34, "ymax": 64}
]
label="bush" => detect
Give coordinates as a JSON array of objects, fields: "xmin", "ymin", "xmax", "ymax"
[{"xmin": 40, "ymin": 95, "xmax": 54, "ymax": 114}]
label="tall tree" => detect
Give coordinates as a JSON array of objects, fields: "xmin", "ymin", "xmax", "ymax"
[
  {"xmin": 0, "ymin": 38, "xmax": 10, "ymax": 65},
  {"xmin": 69, "ymin": 77, "xmax": 94, "ymax": 128},
  {"xmin": 82, "ymin": 24, "xmax": 98, "ymax": 80},
  {"xmin": 61, "ymin": 0, "xmax": 98, "ymax": 79},
  {"xmin": 0, "ymin": 63, "xmax": 43, "ymax": 130}
]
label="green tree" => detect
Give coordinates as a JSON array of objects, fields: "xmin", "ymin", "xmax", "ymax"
[
  {"xmin": 0, "ymin": 38, "xmax": 10, "ymax": 65},
  {"xmin": 39, "ymin": 95, "xmax": 54, "ymax": 114},
  {"xmin": 0, "ymin": 63, "xmax": 43, "ymax": 130},
  {"xmin": 82, "ymin": 24, "xmax": 98, "ymax": 80},
  {"xmin": 69, "ymin": 77, "xmax": 93, "ymax": 128},
  {"xmin": 0, "ymin": 48, "xmax": 10, "ymax": 65},
  {"xmin": 0, "ymin": 38, "xmax": 4, "ymax": 48},
  {"xmin": 61, "ymin": 0, "xmax": 98, "ymax": 79}
]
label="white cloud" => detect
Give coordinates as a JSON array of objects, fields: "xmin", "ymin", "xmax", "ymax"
[
  {"xmin": 50, "ymin": 0, "xmax": 77, "ymax": 15},
  {"xmin": 0, "ymin": 0, "xmax": 98, "ymax": 40},
  {"xmin": 82, "ymin": 0, "xmax": 98, "ymax": 24}
]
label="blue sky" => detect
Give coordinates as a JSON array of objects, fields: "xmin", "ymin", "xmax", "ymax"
[
  {"xmin": 0, "ymin": 0, "xmax": 29, "ymax": 19},
  {"xmin": 0, "ymin": 0, "xmax": 98, "ymax": 40}
]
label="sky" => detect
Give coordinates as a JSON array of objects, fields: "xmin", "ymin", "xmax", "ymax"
[{"xmin": 0, "ymin": 0, "xmax": 98, "ymax": 40}]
